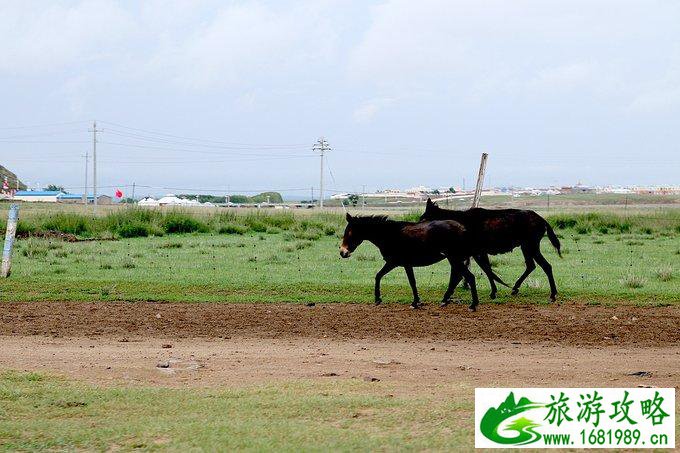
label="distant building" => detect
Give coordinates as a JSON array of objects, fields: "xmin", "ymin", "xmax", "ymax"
[
  {"xmin": 57, "ymin": 193, "xmax": 90, "ymax": 204},
  {"xmin": 95, "ymin": 195, "xmax": 113, "ymax": 205},
  {"xmin": 13, "ymin": 191, "xmax": 113, "ymax": 204},
  {"xmin": 14, "ymin": 190, "xmax": 63, "ymax": 202},
  {"xmin": 560, "ymin": 184, "xmax": 595, "ymax": 194}
]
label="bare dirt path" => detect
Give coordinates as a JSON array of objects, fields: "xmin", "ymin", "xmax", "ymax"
[
  {"xmin": 1, "ymin": 336, "xmax": 678, "ymax": 394},
  {"xmin": 1, "ymin": 301, "xmax": 679, "ymax": 346}
]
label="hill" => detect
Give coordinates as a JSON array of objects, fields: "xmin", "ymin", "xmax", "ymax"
[{"xmin": 0, "ymin": 165, "xmax": 26, "ymax": 190}]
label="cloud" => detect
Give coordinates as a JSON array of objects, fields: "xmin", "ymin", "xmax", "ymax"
[
  {"xmin": 348, "ymin": 0, "xmax": 680, "ymax": 107},
  {"xmin": 0, "ymin": 1, "xmax": 136, "ymax": 74},
  {"xmin": 0, "ymin": 1, "xmax": 338, "ymax": 91},
  {"xmin": 146, "ymin": 2, "xmax": 338, "ymax": 91},
  {"xmin": 352, "ymin": 97, "xmax": 395, "ymax": 123},
  {"xmin": 628, "ymin": 58, "xmax": 680, "ymax": 113}
]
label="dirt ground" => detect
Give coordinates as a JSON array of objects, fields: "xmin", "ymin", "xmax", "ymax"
[
  {"xmin": 0, "ymin": 302, "xmax": 678, "ymax": 392},
  {"xmin": 2, "ymin": 301, "xmax": 679, "ymax": 346}
]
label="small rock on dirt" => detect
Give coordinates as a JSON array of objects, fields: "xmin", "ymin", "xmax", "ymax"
[
  {"xmin": 363, "ymin": 376, "xmax": 380, "ymax": 382},
  {"xmin": 306, "ymin": 302, "xmax": 315, "ymax": 307},
  {"xmin": 156, "ymin": 361, "xmax": 170, "ymax": 368},
  {"xmin": 321, "ymin": 372, "xmax": 338, "ymax": 377},
  {"xmin": 161, "ymin": 343, "xmax": 172, "ymax": 349},
  {"xmin": 155, "ymin": 313, "xmax": 161, "ymax": 319},
  {"xmin": 372, "ymin": 358, "xmax": 401, "ymax": 366}
]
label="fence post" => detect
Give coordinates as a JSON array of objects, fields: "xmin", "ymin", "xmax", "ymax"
[
  {"xmin": 471, "ymin": 153, "xmax": 488, "ymax": 208},
  {"xmin": 1, "ymin": 204, "xmax": 19, "ymax": 278}
]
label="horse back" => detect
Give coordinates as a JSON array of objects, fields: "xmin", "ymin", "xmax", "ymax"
[{"xmin": 438, "ymin": 207, "xmax": 548, "ymax": 254}]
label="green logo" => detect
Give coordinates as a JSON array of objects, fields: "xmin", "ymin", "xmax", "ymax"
[{"xmin": 480, "ymin": 392, "xmax": 545, "ymax": 445}]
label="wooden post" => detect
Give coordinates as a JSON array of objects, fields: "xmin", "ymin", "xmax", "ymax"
[
  {"xmin": 471, "ymin": 153, "xmax": 488, "ymax": 208},
  {"xmin": 1, "ymin": 204, "xmax": 19, "ymax": 278}
]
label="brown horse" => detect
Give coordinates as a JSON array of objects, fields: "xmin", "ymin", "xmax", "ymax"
[
  {"xmin": 420, "ymin": 199, "xmax": 561, "ymax": 301},
  {"xmin": 339, "ymin": 213, "xmax": 506, "ymax": 311}
]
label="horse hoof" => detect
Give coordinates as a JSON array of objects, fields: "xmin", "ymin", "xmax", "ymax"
[
  {"xmin": 440, "ymin": 302, "xmax": 449, "ymax": 308},
  {"xmin": 489, "ymin": 293, "xmax": 497, "ymax": 300},
  {"xmin": 550, "ymin": 295, "xmax": 557, "ymax": 302},
  {"xmin": 511, "ymin": 289, "xmax": 519, "ymax": 296},
  {"xmin": 468, "ymin": 305, "xmax": 477, "ymax": 312},
  {"xmin": 411, "ymin": 302, "xmax": 421, "ymax": 309},
  {"xmin": 374, "ymin": 299, "xmax": 382, "ymax": 306}
]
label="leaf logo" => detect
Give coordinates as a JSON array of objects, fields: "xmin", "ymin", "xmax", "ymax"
[{"xmin": 480, "ymin": 392, "xmax": 545, "ymax": 445}]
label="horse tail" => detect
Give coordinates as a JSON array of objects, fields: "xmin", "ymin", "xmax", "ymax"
[
  {"xmin": 544, "ymin": 220, "xmax": 562, "ymax": 258},
  {"xmin": 489, "ymin": 269, "xmax": 510, "ymax": 288}
]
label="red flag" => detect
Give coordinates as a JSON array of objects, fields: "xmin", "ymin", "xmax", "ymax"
[{"xmin": 115, "ymin": 189, "xmax": 123, "ymax": 198}]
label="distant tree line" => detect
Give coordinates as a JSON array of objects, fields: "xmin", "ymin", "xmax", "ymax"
[{"xmin": 176, "ymin": 191, "xmax": 284, "ymax": 204}]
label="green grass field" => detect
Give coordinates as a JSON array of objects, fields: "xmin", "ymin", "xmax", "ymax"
[
  {"xmin": 0, "ymin": 207, "xmax": 678, "ymax": 304},
  {"xmin": 0, "ymin": 371, "xmax": 469, "ymax": 451},
  {"xmin": 0, "ymin": 205, "xmax": 678, "ymax": 451}
]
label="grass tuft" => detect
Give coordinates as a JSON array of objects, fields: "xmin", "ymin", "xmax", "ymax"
[
  {"xmin": 620, "ymin": 274, "xmax": 646, "ymax": 289},
  {"xmin": 655, "ymin": 267, "xmax": 673, "ymax": 282}
]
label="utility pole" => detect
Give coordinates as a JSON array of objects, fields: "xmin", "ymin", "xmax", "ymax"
[
  {"xmin": 82, "ymin": 151, "xmax": 89, "ymax": 205},
  {"xmin": 312, "ymin": 138, "xmax": 331, "ymax": 208},
  {"xmin": 362, "ymin": 184, "xmax": 366, "ymax": 207},
  {"xmin": 471, "ymin": 153, "xmax": 488, "ymax": 208},
  {"xmin": 310, "ymin": 186, "xmax": 314, "ymax": 204},
  {"xmin": 89, "ymin": 121, "xmax": 101, "ymax": 212},
  {"xmin": 132, "ymin": 182, "xmax": 136, "ymax": 202}
]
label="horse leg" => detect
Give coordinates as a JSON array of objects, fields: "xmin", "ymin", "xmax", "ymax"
[
  {"xmin": 441, "ymin": 261, "xmax": 463, "ymax": 308},
  {"xmin": 533, "ymin": 249, "xmax": 558, "ymax": 302},
  {"xmin": 457, "ymin": 261, "xmax": 479, "ymax": 311},
  {"xmin": 473, "ymin": 254, "xmax": 497, "ymax": 299},
  {"xmin": 511, "ymin": 244, "xmax": 536, "ymax": 296},
  {"xmin": 404, "ymin": 266, "xmax": 421, "ymax": 308},
  {"xmin": 374, "ymin": 262, "xmax": 396, "ymax": 305},
  {"xmin": 461, "ymin": 257, "xmax": 471, "ymax": 290}
]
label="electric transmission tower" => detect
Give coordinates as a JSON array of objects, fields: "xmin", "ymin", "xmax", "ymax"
[{"xmin": 312, "ymin": 137, "xmax": 331, "ymax": 208}]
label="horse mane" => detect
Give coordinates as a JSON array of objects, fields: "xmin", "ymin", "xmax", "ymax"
[{"xmin": 350, "ymin": 215, "xmax": 399, "ymax": 225}]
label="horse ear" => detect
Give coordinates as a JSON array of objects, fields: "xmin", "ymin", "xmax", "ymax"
[
  {"xmin": 426, "ymin": 198, "xmax": 434, "ymax": 209},
  {"xmin": 346, "ymin": 213, "xmax": 353, "ymax": 222}
]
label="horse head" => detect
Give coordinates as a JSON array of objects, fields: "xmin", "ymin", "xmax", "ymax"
[{"xmin": 339, "ymin": 213, "xmax": 363, "ymax": 258}]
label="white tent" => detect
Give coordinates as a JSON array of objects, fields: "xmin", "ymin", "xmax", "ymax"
[{"xmin": 137, "ymin": 197, "xmax": 159, "ymax": 206}]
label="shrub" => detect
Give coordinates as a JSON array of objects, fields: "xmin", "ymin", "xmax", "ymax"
[
  {"xmin": 218, "ymin": 223, "xmax": 247, "ymax": 235},
  {"xmin": 551, "ymin": 217, "xmax": 577, "ymax": 229},
  {"xmin": 162, "ymin": 213, "xmax": 208, "ymax": 234},
  {"xmin": 575, "ymin": 225, "xmax": 591, "ymax": 235},
  {"xmin": 41, "ymin": 213, "xmax": 90, "ymax": 236},
  {"xmin": 116, "ymin": 222, "xmax": 151, "ymax": 238},
  {"xmin": 247, "ymin": 221, "xmax": 267, "ymax": 233}
]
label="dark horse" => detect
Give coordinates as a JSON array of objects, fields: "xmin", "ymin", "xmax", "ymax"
[
  {"xmin": 420, "ymin": 199, "xmax": 562, "ymax": 301},
  {"xmin": 339, "ymin": 213, "xmax": 506, "ymax": 311}
]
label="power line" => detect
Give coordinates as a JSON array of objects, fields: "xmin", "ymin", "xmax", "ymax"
[
  {"xmin": 102, "ymin": 129, "xmax": 310, "ymax": 151},
  {"xmin": 0, "ymin": 120, "xmax": 88, "ymax": 130},
  {"xmin": 99, "ymin": 140, "xmax": 312, "ymax": 157},
  {"xmin": 98, "ymin": 120, "xmax": 308, "ymax": 148}
]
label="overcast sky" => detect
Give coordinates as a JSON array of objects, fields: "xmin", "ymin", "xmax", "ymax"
[{"xmin": 1, "ymin": 0, "xmax": 679, "ymax": 197}]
